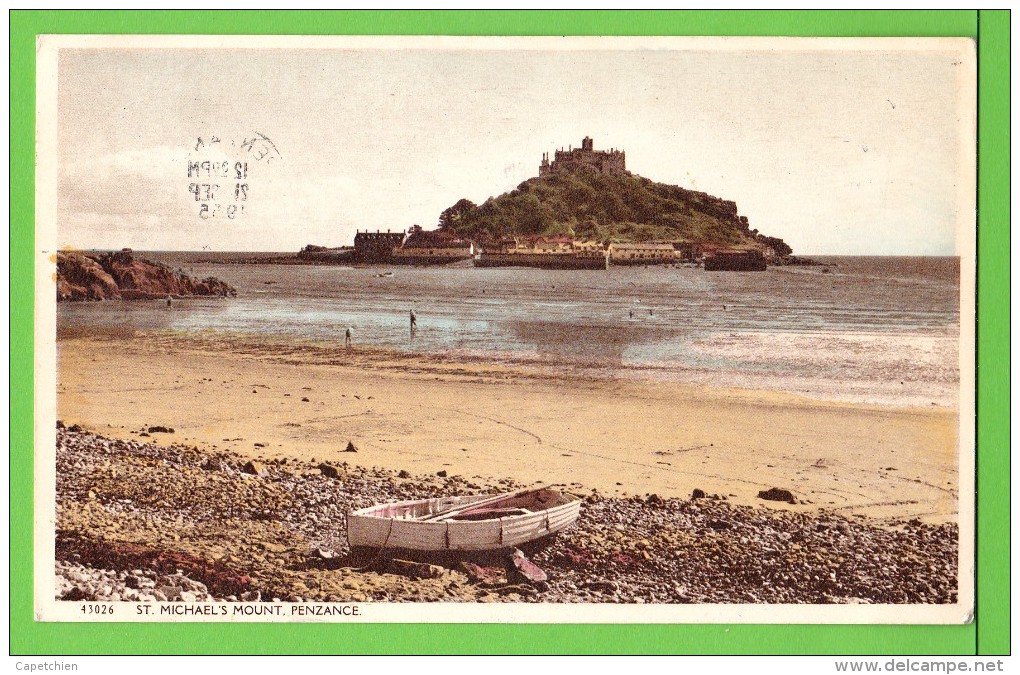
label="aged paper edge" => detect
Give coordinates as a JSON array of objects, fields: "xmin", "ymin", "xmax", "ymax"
[{"xmin": 33, "ymin": 33, "xmax": 977, "ymax": 624}]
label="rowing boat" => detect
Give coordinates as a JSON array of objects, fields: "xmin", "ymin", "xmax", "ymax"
[{"xmin": 346, "ymin": 488, "xmax": 581, "ymax": 552}]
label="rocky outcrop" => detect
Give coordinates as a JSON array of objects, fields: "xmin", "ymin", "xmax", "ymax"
[
  {"xmin": 56, "ymin": 251, "xmax": 121, "ymax": 301},
  {"xmin": 56, "ymin": 250, "xmax": 236, "ymax": 302},
  {"xmin": 296, "ymin": 244, "xmax": 356, "ymax": 265}
]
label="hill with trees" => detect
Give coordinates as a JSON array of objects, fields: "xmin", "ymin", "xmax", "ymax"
[{"xmin": 438, "ymin": 171, "xmax": 791, "ymax": 255}]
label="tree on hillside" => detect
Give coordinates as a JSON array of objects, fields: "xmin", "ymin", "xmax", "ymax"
[{"xmin": 438, "ymin": 198, "xmax": 477, "ymax": 229}]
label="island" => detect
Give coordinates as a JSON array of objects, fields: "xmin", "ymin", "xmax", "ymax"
[{"xmin": 298, "ymin": 137, "xmax": 800, "ymax": 270}]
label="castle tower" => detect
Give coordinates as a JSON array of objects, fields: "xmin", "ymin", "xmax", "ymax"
[{"xmin": 539, "ymin": 136, "xmax": 626, "ymax": 177}]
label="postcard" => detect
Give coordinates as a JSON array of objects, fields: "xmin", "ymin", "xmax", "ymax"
[{"xmin": 35, "ymin": 35, "xmax": 975, "ymax": 623}]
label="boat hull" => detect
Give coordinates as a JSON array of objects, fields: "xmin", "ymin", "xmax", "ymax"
[{"xmin": 347, "ymin": 492, "xmax": 582, "ymax": 551}]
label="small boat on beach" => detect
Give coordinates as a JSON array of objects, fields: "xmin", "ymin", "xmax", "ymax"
[{"xmin": 346, "ymin": 487, "xmax": 581, "ymax": 552}]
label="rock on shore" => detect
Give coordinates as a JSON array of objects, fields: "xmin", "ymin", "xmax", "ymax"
[
  {"xmin": 56, "ymin": 250, "xmax": 237, "ymax": 302},
  {"xmin": 54, "ymin": 427, "xmax": 959, "ymax": 604}
]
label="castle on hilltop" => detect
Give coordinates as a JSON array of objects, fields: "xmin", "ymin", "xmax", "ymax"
[{"xmin": 539, "ymin": 136, "xmax": 627, "ymax": 177}]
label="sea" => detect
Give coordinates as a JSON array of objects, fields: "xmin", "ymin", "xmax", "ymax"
[{"xmin": 57, "ymin": 254, "xmax": 962, "ymax": 408}]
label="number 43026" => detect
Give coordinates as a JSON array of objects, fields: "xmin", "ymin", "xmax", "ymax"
[{"xmin": 81, "ymin": 603, "xmax": 114, "ymax": 615}]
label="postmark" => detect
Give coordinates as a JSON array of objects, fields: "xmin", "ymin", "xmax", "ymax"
[{"xmin": 186, "ymin": 132, "xmax": 279, "ymax": 221}]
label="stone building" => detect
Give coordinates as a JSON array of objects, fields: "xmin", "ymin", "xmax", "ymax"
[
  {"xmin": 609, "ymin": 242, "xmax": 679, "ymax": 265},
  {"xmin": 390, "ymin": 225, "xmax": 474, "ymax": 264},
  {"xmin": 539, "ymin": 136, "xmax": 627, "ymax": 177}
]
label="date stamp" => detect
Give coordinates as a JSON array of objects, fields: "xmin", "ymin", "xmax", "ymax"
[{"xmin": 186, "ymin": 132, "xmax": 281, "ymax": 220}]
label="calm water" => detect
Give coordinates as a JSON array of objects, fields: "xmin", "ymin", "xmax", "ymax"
[{"xmin": 58, "ymin": 254, "xmax": 962, "ymax": 406}]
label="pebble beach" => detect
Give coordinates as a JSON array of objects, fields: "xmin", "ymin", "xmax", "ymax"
[{"xmin": 55, "ymin": 426, "xmax": 959, "ymax": 605}]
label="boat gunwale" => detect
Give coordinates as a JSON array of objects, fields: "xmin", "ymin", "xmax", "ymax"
[
  {"xmin": 347, "ymin": 493, "xmax": 496, "ymax": 520},
  {"xmin": 347, "ymin": 492, "xmax": 581, "ymax": 527}
]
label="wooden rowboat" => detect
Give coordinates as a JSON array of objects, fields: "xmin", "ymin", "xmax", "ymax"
[{"xmin": 346, "ymin": 488, "xmax": 581, "ymax": 552}]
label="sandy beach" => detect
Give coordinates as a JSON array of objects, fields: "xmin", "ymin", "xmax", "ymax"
[{"xmin": 57, "ymin": 332, "xmax": 959, "ymax": 524}]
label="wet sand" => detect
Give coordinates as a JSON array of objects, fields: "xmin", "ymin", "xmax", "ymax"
[{"xmin": 56, "ymin": 332, "xmax": 960, "ymax": 524}]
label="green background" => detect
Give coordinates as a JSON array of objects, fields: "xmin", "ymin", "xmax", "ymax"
[{"xmin": 9, "ymin": 10, "xmax": 1009, "ymax": 655}]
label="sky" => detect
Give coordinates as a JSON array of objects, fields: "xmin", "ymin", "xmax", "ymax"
[{"xmin": 50, "ymin": 37, "xmax": 975, "ymax": 255}]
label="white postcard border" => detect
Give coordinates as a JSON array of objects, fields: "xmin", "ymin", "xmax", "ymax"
[{"xmin": 33, "ymin": 33, "xmax": 977, "ymax": 625}]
